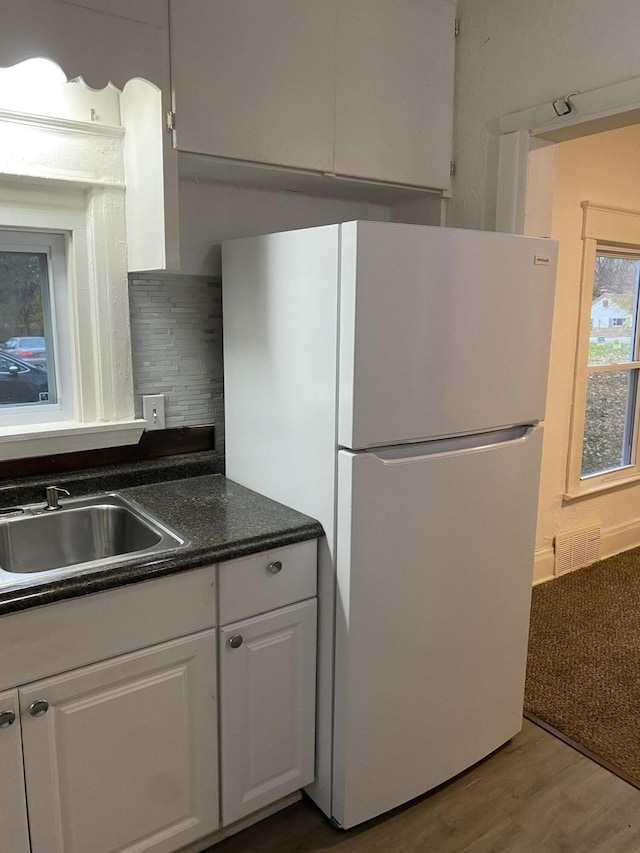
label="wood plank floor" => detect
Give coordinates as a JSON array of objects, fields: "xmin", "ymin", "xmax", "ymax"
[{"xmin": 207, "ymin": 721, "xmax": 640, "ymax": 853}]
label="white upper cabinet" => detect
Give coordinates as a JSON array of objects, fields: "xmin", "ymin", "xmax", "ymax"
[
  {"xmin": 170, "ymin": 0, "xmax": 456, "ymax": 192},
  {"xmin": 334, "ymin": 0, "xmax": 456, "ymax": 189},
  {"xmin": 170, "ymin": 0, "xmax": 336, "ymax": 172},
  {"xmin": 57, "ymin": 0, "xmax": 167, "ymax": 28}
]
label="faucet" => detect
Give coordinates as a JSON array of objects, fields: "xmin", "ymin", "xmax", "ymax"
[{"xmin": 44, "ymin": 486, "xmax": 71, "ymax": 511}]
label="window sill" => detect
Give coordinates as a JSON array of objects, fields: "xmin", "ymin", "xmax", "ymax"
[
  {"xmin": 0, "ymin": 420, "xmax": 147, "ymax": 461},
  {"xmin": 564, "ymin": 470, "xmax": 640, "ymax": 501}
]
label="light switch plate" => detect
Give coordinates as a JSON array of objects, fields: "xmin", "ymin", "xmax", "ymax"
[{"xmin": 142, "ymin": 394, "xmax": 166, "ymax": 430}]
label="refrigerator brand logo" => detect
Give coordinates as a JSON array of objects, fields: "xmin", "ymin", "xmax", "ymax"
[{"xmin": 534, "ymin": 254, "xmax": 551, "ymax": 266}]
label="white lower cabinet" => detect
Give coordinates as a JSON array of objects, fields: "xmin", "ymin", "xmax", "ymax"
[
  {"xmin": 219, "ymin": 599, "xmax": 317, "ymax": 825},
  {"xmin": 19, "ymin": 630, "xmax": 219, "ymax": 853},
  {"xmin": 2, "ymin": 539, "xmax": 318, "ymax": 853},
  {"xmin": 0, "ymin": 688, "xmax": 31, "ymax": 853}
]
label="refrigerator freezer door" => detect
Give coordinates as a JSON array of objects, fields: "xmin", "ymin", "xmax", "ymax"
[
  {"xmin": 332, "ymin": 425, "xmax": 543, "ymax": 829},
  {"xmin": 338, "ymin": 221, "xmax": 557, "ymax": 449}
]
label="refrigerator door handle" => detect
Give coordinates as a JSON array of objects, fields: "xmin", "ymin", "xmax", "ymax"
[{"xmin": 366, "ymin": 425, "xmax": 538, "ymax": 464}]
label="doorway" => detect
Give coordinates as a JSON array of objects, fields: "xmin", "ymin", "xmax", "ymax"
[{"xmin": 495, "ymin": 78, "xmax": 640, "ymax": 582}]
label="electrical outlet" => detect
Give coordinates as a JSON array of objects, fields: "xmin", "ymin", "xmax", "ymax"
[{"xmin": 142, "ymin": 394, "xmax": 165, "ymax": 431}]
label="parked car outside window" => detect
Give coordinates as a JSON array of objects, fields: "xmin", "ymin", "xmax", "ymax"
[
  {"xmin": 1, "ymin": 336, "xmax": 47, "ymax": 366},
  {"xmin": 0, "ymin": 353, "xmax": 48, "ymax": 404}
]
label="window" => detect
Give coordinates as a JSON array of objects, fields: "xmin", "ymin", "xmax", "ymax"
[
  {"xmin": 0, "ymin": 106, "xmax": 145, "ymax": 460},
  {"xmin": 567, "ymin": 203, "xmax": 640, "ymax": 497},
  {"xmin": 0, "ymin": 230, "xmax": 72, "ymax": 424},
  {"xmin": 0, "ymin": 58, "xmax": 169, "ymax": 460},
  {"xmin": 581, "ymin": 253, "xmax": 639, "ymax": 479}
]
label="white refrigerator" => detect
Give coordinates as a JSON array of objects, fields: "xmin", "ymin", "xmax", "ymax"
[{"xmin": 222, "ymin": 221, "xmax": 557, "ymax": 829}]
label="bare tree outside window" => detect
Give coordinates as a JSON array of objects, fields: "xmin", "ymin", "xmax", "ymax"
[
  {"xmin": 0, "ymin": 245, "xmax": 55, "ymax": 407},
  {"xmin": 593, "ymin": 256, "xmax": 637, "ymax": 300},
  {"xmin": 0, "ymin": 252, "xmax": 46, "ymax": 341}
]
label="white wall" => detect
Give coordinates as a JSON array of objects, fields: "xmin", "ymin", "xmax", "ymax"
[
  {"xmin": 178, "ymin": 180, "xmax": 392, "ymax": 277},
  {"xmin": 534, "ymin": 124, "xmax": 640, "ymax": 582},
  {"xmin": 450, "ymin": 0, "xmax": 640, "ymax": 232}
]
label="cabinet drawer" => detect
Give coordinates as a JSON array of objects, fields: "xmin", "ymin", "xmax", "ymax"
[
  {"xmin": 0, "ymin": 566, "xmax": 216, "ymax": 691},
  {"xmin": 218, "ymin": 540, "xmax": 317, "ymax": 624}
]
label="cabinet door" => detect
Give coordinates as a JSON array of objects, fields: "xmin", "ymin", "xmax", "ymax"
[
  {"xmin": 20, "ymin": 631, "xmax": 219, "ymax": 853},
  {"xmin": 219, "ymin": 600, "xmax": 317, "ymax": 825},
  {"xmin": 0, "ymin": 688, "xmax": 30, "ymax": 853},
  {"xmin": 334, "ymin": 0, "xmax": 456, "ymax": 189},
  {"xmin": 58, "ymin": 0, "xmax": 166, "ymax": 27},
  {"xmin": 170, "ymin": 0, "xmax": 336, "ymax": 171}
]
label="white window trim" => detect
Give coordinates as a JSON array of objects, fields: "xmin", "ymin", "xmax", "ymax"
[
  {"xmin": 0, "ymin": 110, "xmax": 145, "ymax": 460},
  {"xmin": 565, "ymin": 202, "xmax": 640, "ymax": 499}
]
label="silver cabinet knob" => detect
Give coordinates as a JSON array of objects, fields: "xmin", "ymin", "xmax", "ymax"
[
  {"xmin": 267, "ymin": 560, "xmax": 283, "ymax": 575},
  {"xmin": 0, "ymin": 710, "xmax": 16, "ymax": 728},
  {"xmin": 29, "ymin": 700, "xmax": 49, "ymax": 717},
  {"xmin": 228, "ymin": 635, "xmax": 243, "ymax": 649}
]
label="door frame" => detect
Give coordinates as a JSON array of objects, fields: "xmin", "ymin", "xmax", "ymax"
[{"xmin": 494, "ymin": 76, "xmax": 640, "ymax": 236}]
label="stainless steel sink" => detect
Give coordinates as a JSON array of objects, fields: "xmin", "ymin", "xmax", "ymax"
[{"xmin": 0, "ymin": 493, "xmax": 187, "ymax": 583}]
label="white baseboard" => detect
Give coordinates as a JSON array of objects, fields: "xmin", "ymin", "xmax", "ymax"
[
  {"xmin": 532, "ymin": 546, "xmax": 555, "ymax": 585},
  {"xmin": 601, "ymin": 518, "xmax": 640, "ymax": 559},
  {"xmin": 532, "ymin": 519, "xmax": 640, "ymax": 586}
]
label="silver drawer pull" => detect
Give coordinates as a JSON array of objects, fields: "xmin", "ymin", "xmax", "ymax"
[
  {"xmin": 29, "ymin": 700, "xmax": 49, "ymax": 717},
  {"xmin": 267, "ymin": 560, "xmax": 283, "ymax": 575},
  {"xmin": 228, "ymin": 635, "xmax": 243, "ymax": 649},
  {"xmin": 0, "ymin": 710, "xmax": 16, "ymax": 728}
]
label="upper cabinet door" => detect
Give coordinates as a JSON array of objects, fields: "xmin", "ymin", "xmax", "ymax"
[
  {"xmin": 170, "ymin": 0, "xmax": 337, "ymax": 172},
  {"xmin": 334, "ymin": 0, "xmax": 456, "ymax": 189},
  {"xmin": 58, "ymin": 0, "xmax": 167, "ymax": 27}
]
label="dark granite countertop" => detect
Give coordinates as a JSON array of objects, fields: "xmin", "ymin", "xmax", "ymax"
[{"xmin": 0, "ymin": 470, "xmax": 323, "ymax": 616}]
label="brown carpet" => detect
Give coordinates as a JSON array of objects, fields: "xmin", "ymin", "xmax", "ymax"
[{"xmin": 524, "ymin": 548, "xmax": 640, "ymax": 788}]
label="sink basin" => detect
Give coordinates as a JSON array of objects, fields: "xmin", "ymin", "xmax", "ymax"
[{"xmin": 0, "ymin": 493, "xmax": 186, "ymax": 581}]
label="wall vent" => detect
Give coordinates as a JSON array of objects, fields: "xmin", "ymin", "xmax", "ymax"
[{"xmin": 554, "ymin": 524, "xmax": 602, "ymax": 576}]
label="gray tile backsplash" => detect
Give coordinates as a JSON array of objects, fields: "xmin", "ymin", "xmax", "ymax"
[{"xmin": 128, "ymin": 274, "xmax": 224, "ymax": 459}]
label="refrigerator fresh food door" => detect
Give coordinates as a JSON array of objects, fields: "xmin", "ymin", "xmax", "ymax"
[
  {"xmin": 338, "ymin": 221, "xmax": 557, "ymax": 449},
  {"xmin": 332, "ymin": 425, "xmax": 543, "ymax": 829}
]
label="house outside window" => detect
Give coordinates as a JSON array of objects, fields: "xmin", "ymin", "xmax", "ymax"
[{"xmin": 567, "ymin": 203, "xmax": 640, "ymax": 497}]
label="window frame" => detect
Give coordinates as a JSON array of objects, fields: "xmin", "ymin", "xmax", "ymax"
[
  {"xmin": 566, "ymin": 202, "xmax": 640, "ymax": 498},
  {"xmin": 0, "ymin": 108, "xmax": 145, "ymax": 461}
]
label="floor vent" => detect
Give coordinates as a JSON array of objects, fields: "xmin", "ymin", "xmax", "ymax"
[{"xmin": 554, "ymin": 524, "xmax": 602, "ymax": 576}]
